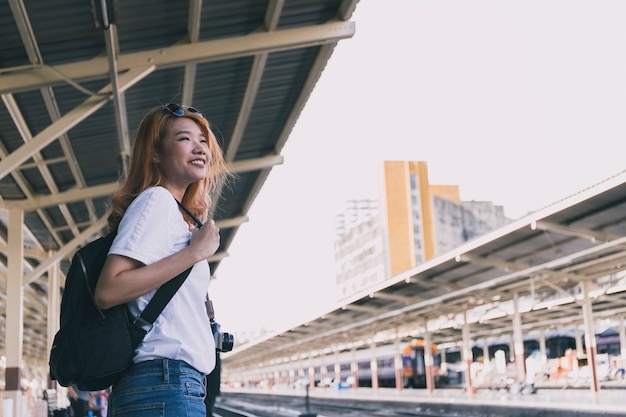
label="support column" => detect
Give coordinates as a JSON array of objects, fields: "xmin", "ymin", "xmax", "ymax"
[
  {"xmin": 394, "ymin": 337, "xmax": 403, "ymax": 391},
  {"xmin": 333, "ymin": 353, "xmax": 341, "ymax": 385},
  {"xmin": 320, "ymin": 359, "xmax": 328, "ymax": 387},
  {"xmin": 289, "ymin": 368, "xmax": 296, "ymax": 388},
  {"xmin": 575, "ymin": 325, "xmax": 584, "ymax": 358},
  {"xmin": 370, "ymin": 342, "xmax": 379, "ymax": 391},
  {"xmin": 440, "ymin": 347, "xmax": 447, "ymax": 378},
  {"xmin": 350, "ymin": 347, "xmax": 358, "ymax": 388},
  {"xmin": 462, "ymin": 310, "xmax": 474, "ymax": 394},
  {"xmin": 47, "ymin": 260, "xmax": 61, "ymax": 388},
  {"xmin": 581, "ymin": 280, "xmax": 600, "ymax": 392},
  {"xmin": 538, "ymin": 330, "xmax": 547, "ymax": 366},
  {"xmin": 482, "ymin": 343, "xmax": 489, "ymax": 364},
  {"xmin": 423, "ymin": 325, "xmax": 435, "ymax": 393},
  {"xmin": 512, "ymin": 293, "xmax": 526, "ymax": 383},
  {"xmin": 5, "ymin": 209, "xmax": 25, "ymax": 415},
  {"xmin": 308, "ymin": 364, "xmax": 315, "ymax": 390},
  {"xmin": 619, "ymin": 316, "xmax": 626, "ymax": 360}
]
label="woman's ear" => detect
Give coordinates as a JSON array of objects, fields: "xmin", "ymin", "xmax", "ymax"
[{"xmin": 152, "ymin": 153, "xmax": 160, "ymax": 163}]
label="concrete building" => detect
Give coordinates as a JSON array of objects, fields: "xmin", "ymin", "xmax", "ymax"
[{"xmin": 335, "ymin": 161, "xmax": 510, "ymax": 302}]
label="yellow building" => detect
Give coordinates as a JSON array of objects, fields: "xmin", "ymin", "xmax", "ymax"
[{"xmin": 335, "ymin": 161, "xmax": 508, "ymax": 301}]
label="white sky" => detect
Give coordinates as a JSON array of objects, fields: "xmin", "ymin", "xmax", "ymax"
[{"xmin": 209, "ymin": 0, "xmax": 626, "ymax": 336}]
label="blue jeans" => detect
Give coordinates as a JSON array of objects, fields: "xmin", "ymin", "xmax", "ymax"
[{"xmin": 108, "ymin": 359, "xmax": 206, "ymax": 417}]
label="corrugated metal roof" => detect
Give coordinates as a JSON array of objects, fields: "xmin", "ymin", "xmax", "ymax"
[{"xmin": 0, "ymin": 0, "xmax": 359, "ymax": 363}]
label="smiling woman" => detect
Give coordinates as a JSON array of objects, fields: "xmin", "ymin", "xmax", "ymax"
[{"xmin": 93, "ymin": 104, "xmax": 232, "ymax": 416}]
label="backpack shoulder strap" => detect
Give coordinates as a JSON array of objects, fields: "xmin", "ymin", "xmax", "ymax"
[
  {"xmin": 131, "ymin": 267, "xmax": 192, "ymax": 333},
  {"xmin": 130, "ymin": 200, "xmax": 205, "ymax": 335}
]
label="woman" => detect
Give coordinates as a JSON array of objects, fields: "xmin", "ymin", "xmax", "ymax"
[{"xmin": 95, "ymin": 103, "xmax": 230, "ymax": 416}]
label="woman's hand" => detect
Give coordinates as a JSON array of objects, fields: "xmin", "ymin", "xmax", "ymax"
[{"xmin": 189, "ymin": 219, "xmax": 220, "ymax": 260}]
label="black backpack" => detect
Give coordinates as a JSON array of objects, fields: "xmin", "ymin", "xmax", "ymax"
[{"xmin": 49, "ymin": 232, "xmax": 192, "ymax": 391}]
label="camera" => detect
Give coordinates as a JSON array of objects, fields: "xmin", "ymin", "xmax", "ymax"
[{"xmin": 210, "ymin": 320, "xmax": 234, "ymax": 352}]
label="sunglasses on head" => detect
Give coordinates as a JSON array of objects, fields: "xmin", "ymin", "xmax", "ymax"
[{"xmin": 164, "ymin": 103, "xmax": 206, "ymax": 119}]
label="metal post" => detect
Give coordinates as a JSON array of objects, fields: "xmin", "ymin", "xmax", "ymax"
[
  {"xmin": 299, "ymin": 384, "xmax": 317, "ymax": 417},
  {"xmin": 512, "ymin": 293, "xmax": 526, "ymax": 384},
  {"xmin": 581, "ymin": 280, "xmax": 600, "ymax": 392},
  {"xmin": 462, "ymin": 310, "xmax": 475, "ymax": 394}
]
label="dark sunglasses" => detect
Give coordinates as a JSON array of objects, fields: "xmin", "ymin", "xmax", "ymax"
[{"xmin": 164, "ymin": 103, "xmax": 206, "ymax": 119}]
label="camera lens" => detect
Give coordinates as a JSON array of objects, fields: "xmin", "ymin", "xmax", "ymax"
[{"xmin": 220, "ymin": 333, "xmax": 234, "ymax": 352}]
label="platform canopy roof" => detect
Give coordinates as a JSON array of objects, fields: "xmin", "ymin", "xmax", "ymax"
[
  {"xmin": 0, "ymin": 0, "xmax": 359, "ymax": 364},
  {"xmin": 222, "ymin": 172, "xmax": 626, "ymax": 374}
]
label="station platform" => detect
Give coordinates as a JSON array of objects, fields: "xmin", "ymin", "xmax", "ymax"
[{"xmin": 224, "ymin": 384, "xmax": 626, "ymax": 416}]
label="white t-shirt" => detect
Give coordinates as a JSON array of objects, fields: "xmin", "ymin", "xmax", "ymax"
[{"xmin": 109, "ymin": 186, "xmax": 216, "ymax": 374}]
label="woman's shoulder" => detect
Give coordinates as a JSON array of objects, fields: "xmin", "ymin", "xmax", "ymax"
[
  {"xmin": 136, "ymin": 186, "xmax": 175, "ymax": 202},
  {"xmin": 128, "ymin": 186, "xmax": 176, "ymax": 213}
]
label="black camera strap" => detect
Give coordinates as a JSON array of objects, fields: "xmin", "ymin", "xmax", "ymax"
[
  {"xmin": 176, "ymin": 200, "xmax": 204, "ymax": 229},
  {"xmin": 205, "ymin": 297, "xmax": 215, "ymax": 321}
]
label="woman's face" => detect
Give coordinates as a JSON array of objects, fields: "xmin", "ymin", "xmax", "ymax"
[{"xmin": 155, "ymin": 117, "xmax": 209, "ymax": 197}]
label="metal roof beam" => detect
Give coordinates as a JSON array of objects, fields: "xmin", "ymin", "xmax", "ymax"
[
  {"xmin": 455, "ymin": 253, "xmax": 527, "ymax": 272},
  {"xmin": 0, "ymin": 108, "xmax": 66, "ymax": 248},
  {"xmin": 41, "ymin": 91, "xmax": 98, "ymax": 221},
  {"xmin": 7, "ymin": 0, "xmax": 42, "ymax": 65},
  {"xmin": 103, "ymin": 23, "xmax": 131, "ymax": 177},
  {"xmin": 3, "ymin": 182, "xmax": 119, "ymax": 211},
  {"xmin": 0, "ymin": 66, "xmax": 154, "ymax": 181},
  {"xmin": 0, "ymin": 96, "xmax": 107, "ymax": 180},
  {"xmin": 222, "ymin": 154, "xmax": 284, "ymax": 172},
  {"xmin": 206, "ymin": 250, "xmax": 228, "ymax": 264},
  {"xmin": 264, "ymin": 0, "xmax": 284, "ymax": 31},
  {"xmin": 0, "ymin": 21, "xmax": 355, "ymax": 94},
  {"xmin": 341, "ymin": 304, "xmax": 385, "ymax": 316},
  {"xmin": 2, "ymin": 94, "xmax": 81, "ymax": 237},
  {"xmin": 0, "ymin": 246, "xmax": 48, "ymax": 262},
  {"xmin": 531, "ymin": 220, "xmax": 619, "ymax": 243},
  {"xmin": 215, "ymin": 215, "xmax": 248, "ymax": 230},
  {"xmin": 367, "ymin": 292, "xmax": 415, "ymax": 304},
  {"xmin": 181, "ymin": 0, "xmax": 202, "ymax": 105},
  {"xmin": 337, "ymin": 0, "xmax": 360, "ymax": 21},
  {"xmin": 225, "ymin": 54, "xmax": 267, "ymax": 162}
]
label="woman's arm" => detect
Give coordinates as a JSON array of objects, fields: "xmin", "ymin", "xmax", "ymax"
[{"xmin": 94, "ymin": 219, "xmax": 220, "ymax": 310}]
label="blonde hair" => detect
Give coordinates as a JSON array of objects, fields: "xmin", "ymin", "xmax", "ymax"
[{"xmin": 107, "ymin": 105, "xmax": 230, "ymax": 231}]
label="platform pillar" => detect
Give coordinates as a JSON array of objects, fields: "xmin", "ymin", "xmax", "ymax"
[
  {"xmin": 512, "ymin": 293, "xmax": 526, "ymax": 383},
  {"xmin": 462, "ymin": 311, "xmax": 475, "ymax": 394},
  {"xmin": 538, "ymin": 330, "xmax": 547, "ymax": 366},
  {"xmin": 370, "ymin": 342, "xmax": 379, "ymax": 391},
  {"xmin": 423, "ymin": 325, "xmax": 435, "ymax": 393},
  {"xmin": 619, "ymin": 316, "xmax": 626, "ymax": 360},
  {"xmin": 394, "ymin": 337, "xmax": 403, "ymax": 391},
  {"xmin": 350, "ymin": 347, "xmax": 358, "ymax": 388},
  {"xmin": 5, "ymin": 209, "xmax": 25, "ymax": 417},
  {"xmin": 581, "ymin": 280, "xmax": 600, "ymax": 392}
]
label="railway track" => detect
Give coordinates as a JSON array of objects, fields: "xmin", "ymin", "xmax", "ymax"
[
  {"xmin": 216, "ymin": 390, "xmax": 626, "ymax": 417},
  {"xmin": 215, "ymin": 392, "xmax": 504, "ymax": 417}
]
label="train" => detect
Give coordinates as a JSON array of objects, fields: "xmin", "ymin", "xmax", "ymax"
[
  {"xmin": 311, "ymin": 339, "xmax": 441, "ymax": 389},
  {"xmin": 310, "ymin": 328, "xmax": 623, "ymax": 389}
]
